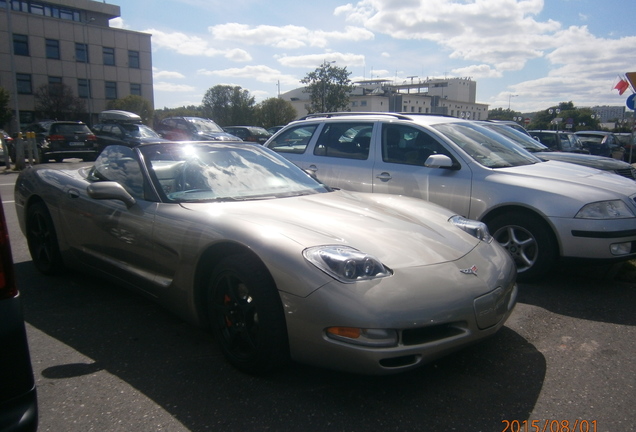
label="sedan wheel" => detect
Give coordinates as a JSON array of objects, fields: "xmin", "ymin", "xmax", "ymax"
[
  {"xmin": 26, "ymin": 201, "xmax": 64, "ymax": 275},
  {"xmin": 488, "ymin": 212, "xmax": 556, "ymax": 281},
  {"xmin": 208, "ymin": 254, "xmax": 288, "ymax": 374}
]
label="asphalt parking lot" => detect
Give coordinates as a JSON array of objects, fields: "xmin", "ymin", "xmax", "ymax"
[{"xmin": 2, "ymin": 168, "xmax": 635, "ymax": 432}]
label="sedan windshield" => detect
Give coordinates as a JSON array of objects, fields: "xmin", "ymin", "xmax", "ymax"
[
  {"xmin": 189, "ymin": 118, "xmax": 224, "ymax": 133},
  {"xmin": 142, "ymin": 143, "xmax": 329, "ymax": 203},
  {"xmin": 432, "ymin": 123, "xmax": 542, "ymax": 168}
]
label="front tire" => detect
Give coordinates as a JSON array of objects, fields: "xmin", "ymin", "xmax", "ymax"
[
  {"xmin": 26, "ymin": 201, "xmax": 64, "ymax": 275},
  {"xmin": 207, "ymin": 254, "xmax": 289, "ymax": 374},
  {"xmin": 487, "ymin": 212, "xmax": 557, "ymax": 281}
]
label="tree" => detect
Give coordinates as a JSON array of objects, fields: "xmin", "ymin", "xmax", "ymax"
[
  {"xmin": 34, "ymin": 83, "xmax": 86, "ymax": 121},
  {"xmin": 301, "ymin": 62, "xmax": 354, "ymax": 114},
  {"xmin": 0, "ymin": 87, "xmax": 13, "ymax": 128},
  {"xmin": 254, "ymin": 98, "xmax": 297, "ymax": 128},
  {"xmin": 106, "ymin": 95, "xmax": 154, "ymax": 124},
  {"xmin": 488, "ymin": 107, "xmax": 522, "ymax": 121},
  {"xmin": 527, "ymin": 102, "xmax": 600, "ymax": 131},
  {"xmin": 201, "ymin": 85, "xmax": 255, "ymax": 126}
]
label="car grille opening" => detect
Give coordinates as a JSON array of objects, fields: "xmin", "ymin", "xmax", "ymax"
[
  {"xmin": 614, "ymin": 168, "xmax": 636, "ymax": 180},
  {"xmin": 379, "ymin": 355, "xmax": 420, "ymax": 368},
  {"xmin": 401, "ymin": 322, "xmax": 466, "ymax": 346}
]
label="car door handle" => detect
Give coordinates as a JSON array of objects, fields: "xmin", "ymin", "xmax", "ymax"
[
  {"xmin": 307, "ymin": 165, "xmax": 318, "ymax": 173},
  {"xmin": 67, "ymin": 188, "xmax": 80, "ymax": 199},
  {"xmin": 376, "ymin": 172, "xmax": 392, "ymax": 181}
]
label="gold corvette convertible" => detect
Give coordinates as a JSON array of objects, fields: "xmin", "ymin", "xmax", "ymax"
[{"xmin": 15, "ymin": 141, "xmax": 517, "ymax": 375}]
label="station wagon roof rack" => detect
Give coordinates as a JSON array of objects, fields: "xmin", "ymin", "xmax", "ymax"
[{"xmin": 299, "ymin": 112, "xmax": 456, "ymax": 121}]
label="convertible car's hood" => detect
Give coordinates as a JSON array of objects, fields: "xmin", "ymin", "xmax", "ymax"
[
  {"xmin": 180, "ymin": 190, "xmax": 480, "ymax": 268},
  {"xmin": 497, "ymin": 160, "xmax": 636, "ymax": 196}
]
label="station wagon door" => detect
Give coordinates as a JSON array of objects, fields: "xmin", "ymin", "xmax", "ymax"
[{"xmin": 372, "ymin": 123, "xmax": 473, "ymax": 217}]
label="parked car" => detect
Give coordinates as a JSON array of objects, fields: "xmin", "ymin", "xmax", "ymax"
[
  {"xmin": 617, "ymin": 133, "xmax": 636, "ymax": 163},
  {"xmin": 92, "ymin": 110, "xmax": 168, "ymax": 149},
  {"xmin": 0, "ymin": 191, "xmax": 38, "ymax": 431},
  {"xmin": 481, "ymin": 122, "xmax": 636, "ymax": 181},
  {"xmin": 155, "ymin": 117, "xmax": 240, "ymax": 141},
  {"xmin": 575, "ymin": 131, "xmax": 622, "ymax": 159},
  {"xmin": 265, "ymin": 112, "xmax": 636, "ymax": 280},
  {"xmin": 528, "ymin": 130, "xmax": 588, "ymax": 153},
  {"xmin": 485, "ymin": 120, "xmax": 530, "ymax": 135},
  {"xmin": 37, "ymin": 121, "xmax": 99, "ymax": 162},
  {"xmin": 14, "ymin": 141, "xmax": 517, "ymax": 375},
  {"xmin": 0, "ymin": 129, "xmax": 13, "ymax": 165},
  {"xmin": 222, "ymin": 126, "xmax": 272, "ymax": 144}
]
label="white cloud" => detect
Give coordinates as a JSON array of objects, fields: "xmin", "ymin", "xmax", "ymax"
[
  {"xmin": 153, "ymin": 81, "xmax": 196, "ymax": 92},
  {"xmin": 153, "ymin": 69, "xmax": 186, "ymax": 79},
  {"xmin": 197, "ymin": 65, "xmax": 300, "ymax": 86},
  {"xmin": 276, "ymin": 52, "xmax": 366, "ymax": 68},
  {"xmin": 144, "ymin": 28, "xmax": 251, "ymax": 60}
]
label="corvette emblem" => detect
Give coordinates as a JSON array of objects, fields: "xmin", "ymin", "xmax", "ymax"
[{"xmin": 460, "ymin": 265, "xmax": 478, "ymax": 276}]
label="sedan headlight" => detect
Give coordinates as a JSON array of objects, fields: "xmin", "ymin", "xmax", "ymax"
[
  {"xmin": 575, "ymin": 200, "xmax": 635, "ymax": 219},
  {"xmin": 303, "ymin": 246, "xmax": 392, "ymax": 283},
  {"xmin": 449, "ymin": 215, "xmax": 492, "ymax": 243}
]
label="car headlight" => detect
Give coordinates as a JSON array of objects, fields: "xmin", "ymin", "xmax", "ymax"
[
  {"xmin": 449, "ymin": 215, "xmax": 492, "ymax": 243},
  {"xmin": 303, "ymin": 246, "xmax": 392, "ymax": 283},
  {"xmin": 575, "ymin": 200, "xmax": 635, "ymax": 219}
]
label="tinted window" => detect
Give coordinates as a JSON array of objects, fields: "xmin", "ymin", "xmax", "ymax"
[
  {"xmin": 267, "ymin": 125, "xmax": 318, "ymax": 154},
  {"xmin": 382, "ymin": 124, "xmax": 450, "ymax": 166},
  {"xmin": 313, "ymin": 123, "xmax": 371, "ymax": 160}
]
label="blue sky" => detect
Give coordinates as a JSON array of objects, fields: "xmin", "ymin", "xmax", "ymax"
[{"xmin": 111, "ymin": 0, "xmax": 636, "ymax": 113}]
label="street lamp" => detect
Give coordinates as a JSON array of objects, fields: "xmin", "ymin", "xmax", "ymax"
[{"xmin": 549, "ymin": 108, "xmax": 561, "ymax": 131}]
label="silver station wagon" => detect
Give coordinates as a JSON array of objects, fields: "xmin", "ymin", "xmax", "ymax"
[{"xmin": 265, "ymin": 113, "xmax": 636, "ymax": 280}]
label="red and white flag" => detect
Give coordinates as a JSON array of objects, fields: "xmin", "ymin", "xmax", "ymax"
[{"xmin": 614, "ymin": 77, "xmax": 630, "ymax": 95}]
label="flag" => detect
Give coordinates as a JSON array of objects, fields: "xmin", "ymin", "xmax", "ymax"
[
  {"xmin": 614, "ymin": 77, "xmax": 629, "ymax": 95},
  {"xmin": 625, "ymin": 72, "xmax": 636, "ymax": 91}
]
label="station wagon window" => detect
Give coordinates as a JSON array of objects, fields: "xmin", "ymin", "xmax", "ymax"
[
  {"xmin": 91, "ymin": 145, "xmax": 145, "ymax": 199},
  {"xmin": 267, "ymin": 125, "xmax": 318, "ymax": 154},
  {"xmin": 382, "ymin": 124, "xmax": 450, "ymax": 166},
  {"xmin": 314, "ymin": 123, "xmax": 371, "ymax": 160}
]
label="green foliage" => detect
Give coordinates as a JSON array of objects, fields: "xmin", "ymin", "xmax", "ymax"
[
  {"xmin": 526, "ymin": 102, "xmax": 600, "ymax": 131},
  {"xmin": 34, "ymin": 83, "xmax": 86, "ymax": 121},
  {"xmin": 106, "ymin": 95, "xmax": 154, "ymax": 124},
  {"xmin": 254, "ymin": 98, "xmax": 297, "ymax": 128},
  {"xmin": 201, "ymin": 85, "xmax": 255, "ymax": 126},
  {"xmin": 301, "ymin": 62, "xmax": 354, "ymax": 113},
  {"xmin": 488, "ymin": 107, "xmax": 523, "ymax": 121},
  {"xmin": 0, "ymin": 87, "xmax": 13, "ymax": 128}
]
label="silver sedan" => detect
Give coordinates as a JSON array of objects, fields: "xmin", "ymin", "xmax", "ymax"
[{"xmin": 14, "ymin": 142, "xmax": 517, "ymax": 375}]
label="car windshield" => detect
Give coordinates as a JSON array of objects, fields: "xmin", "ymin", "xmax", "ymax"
[
  {"xmin": 122, "ymin": 124, "xmax": 161, "ymax": 138},
  {"xmin": 484, "ymin": 124, "xmax": 548, "ymax": 152},
  {"xmin": 432, "ymin": 122, "xmax": 541, "ymax": 168},
  {"xmin": 188, "ymin": 118, "xmax": 224, "ymax": 133},
  {"xmin": 577, "ymin": 134, "xmax": 604, "ymax": 144},
  {"xmin": 142, "ymin": 143, "xmax": 329, "ymax": 203}
]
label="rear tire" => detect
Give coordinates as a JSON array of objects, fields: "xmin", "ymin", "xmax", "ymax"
[
  {"xmin": 487, "ymin": 212, "xmax": 557, "ymax": 281},
  {"xmin": 207, "ymin": 254, "xmax": 289, "ymax": 374},
  {"xmin": 26, "ymin": 201, "xmax": 64, "ymax": 275}
]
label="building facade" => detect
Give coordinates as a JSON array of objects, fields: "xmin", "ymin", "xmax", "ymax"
[
  {"xmin": 281, "ymin": 77, "xmax": 489, "ymax": 120},
  {"xmin": 0, "ymin": 0, "xmax": 153, "ymax": 130}
]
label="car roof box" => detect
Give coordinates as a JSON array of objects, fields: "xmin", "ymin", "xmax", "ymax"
[{"xmin": 98, "ymin": 110, "xmax": 142, "ymax": 124}]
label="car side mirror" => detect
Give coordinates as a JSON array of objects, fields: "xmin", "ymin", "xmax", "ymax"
[
  {"xmin": 87, "ymin": 182, "xmax": 136, "ymax": 208},
  {"xmin": 424, "ymin": 154, "xmax": 454, "ymax": 169}
]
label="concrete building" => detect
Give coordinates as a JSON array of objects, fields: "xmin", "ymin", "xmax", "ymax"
[
  {"xmin": 281, "ymin": 77, "xmax": 489, "ymax": 120},
  {"xmin": 0, "ymin": 0, "xmax": 153, "ymax": 130}
]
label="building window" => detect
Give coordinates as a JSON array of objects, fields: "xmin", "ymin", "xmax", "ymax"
[
  {"xmin": 48, "ymin": 76, "xmax": 63, "ymax": 96},
  {"xmin": 46, "ymin": 38, "xmax": 60, "ymax": 59},
  {"xmin": 130, "ymin": 83, "xmax": 141, "ymax": 96},
  {"xmin": 105, "ymin": 81, "xmax": 117, "ymax": 100},
  {"xmin": 78, "ymin": 79, "xmax": 91, "ymax": 98},
  {"xmin": 75, "ymin": 43, "xmax": 88, "ymax": 63},
  {"xmin": 360, "ymin": 100, "xmax": 367, "ymax": 107},
  {"xmin": 103, "ymin": 47, "xmax": 115, "ymax": 66},
  {"xmin": 128, "ymin": 50, "xmax": 140, "ymax": 69},
  {"xmin": 16, "ymin": 73, "xmax": 32, "ymax": 94},
  {"xmin": 13, "ymin": 34, "xmax": 29, "ymax": 56}
]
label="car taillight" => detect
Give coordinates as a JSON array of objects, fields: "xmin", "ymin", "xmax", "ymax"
[
  {"xmin": 47, "ymin": 134, "xmax": 65, "ymax": 141},
  {"xmin": 0, "ymin": 198, "xmax": 17, "ymax": 300},
  {"xmin": 87, "ymin": 134, "xmax": 97, "ymax": 141},
  {"xmin": 246, "ymin": 136, "xmax": 257, "ymax": 142}
]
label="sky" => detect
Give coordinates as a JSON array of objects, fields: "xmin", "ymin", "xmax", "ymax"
[{"xmin": 109, "ymin": 0, "xmax": 636, "ymax": 114}]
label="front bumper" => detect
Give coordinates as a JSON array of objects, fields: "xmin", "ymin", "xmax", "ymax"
[{"xmin": 282, "ymin": 242, "xmax": 517, "ymax": 375}]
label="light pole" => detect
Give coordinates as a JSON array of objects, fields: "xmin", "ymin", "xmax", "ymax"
[{"xmin": 549, "ymin": 108, "xmax": 561, "ymax": 131}]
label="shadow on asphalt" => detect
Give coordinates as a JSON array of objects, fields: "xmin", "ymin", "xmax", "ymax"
[
  {"xmin": 518, "ymin": 261, "xmax": 636, "ymax": 326},
  {"xmin": 16, "ymin": 261, "xmax": 546, "ymax": 432}
]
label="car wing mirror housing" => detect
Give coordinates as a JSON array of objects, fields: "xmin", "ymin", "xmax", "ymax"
[
  {"xmin": 424, "ymin": 154, "xmax": 454, "ymax": 169},
  {"xmin": 87, "ymin": 182, "xmax": 136, "ymax": 208}
]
